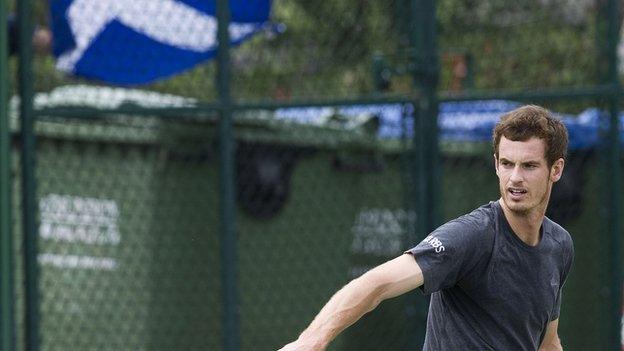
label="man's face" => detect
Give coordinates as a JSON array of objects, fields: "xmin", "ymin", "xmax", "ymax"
[{"xmin": 495, "ymin": 136, "xmax": 564, "ymax": 216}]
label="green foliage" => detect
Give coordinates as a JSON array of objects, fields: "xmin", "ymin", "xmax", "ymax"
[
  {"xmin": 24, "ymin": 0, "xmax": 411, "ymax": 101},
  {"xmin": 230, "ymin": 0, "xmax": 409, "ymax": 101},
  {"xmin": 16, "ymin": 0, "xmax": 614, "ymax": 101},
  {"xmin": 437, "ymin": 0, "xmax": 602, "ymax": 91}
]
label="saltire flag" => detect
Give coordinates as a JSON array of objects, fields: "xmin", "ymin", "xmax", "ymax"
[{"xmin": 50, "ymin": 0, "xmax": 271, "ymax": 85}]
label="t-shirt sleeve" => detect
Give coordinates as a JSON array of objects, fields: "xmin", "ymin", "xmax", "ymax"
[
  {"xmin": 405, "ymin": 217, "xmax": 488, "ymax": 294},
  {"xmin": 550, "ymin": 235, "xmax": 574, "ymax": 321}
]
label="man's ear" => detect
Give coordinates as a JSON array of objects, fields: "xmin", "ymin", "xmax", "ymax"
[
  {"xmin": 550, "ymin": 158, "xmax": 565, "ymax": 182},
  {"xmin": 494, "ymin": 154, "xmax": 499, "ymax": 176}
]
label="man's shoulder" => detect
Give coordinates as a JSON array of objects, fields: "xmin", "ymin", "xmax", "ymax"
[
  {"xmin": 544, "ymin": 217, "xmax": 572, "ymax": 242},
  {"xmin": 452, "ymin": 201, "xmax": 497, "ymax": 230},
  {"xmin": 544, "ymin": 217, "xmax": 574, "ymax": 252},
  {"xmin": 435, "ymin": 202, "xmax": 497, "ymax": 241}
]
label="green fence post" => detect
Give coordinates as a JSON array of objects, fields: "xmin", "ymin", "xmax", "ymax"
[
  {"xmin": 416, "ymin": 0, "xmax": 440, "ymax": 234},
  {"xmin": 17, "ymin": 0, "xmax": 40, "ymax": 350},
  {"xmin": 411, "ymin": 0, "xmax": 440, "ymax": 247},
  {"xmin": 606, "ymin": 0, "xmax": 622, "ymax": 349},
  {"xmin": 216, "ymin": 1, "xmax": 240, "ymax": 350},
  {"xmin": 409, "ymin": 0, "xmax": 440, "ymax": 349},
  {"xmin": 607, "ymin": 97, "xmax": 621, "ymax": 351},
  {"xmin": 0, "ymin": 3, "xmax": 15, "ymax": 351}
]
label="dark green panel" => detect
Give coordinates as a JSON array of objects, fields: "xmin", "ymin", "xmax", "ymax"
[
  {"xmin": 25, "ymin": 119, "xmax": 221, "ymax": 350},
  {"xmin": 236, "ymin": 147, "xmax": 416, "ymax": 350}
]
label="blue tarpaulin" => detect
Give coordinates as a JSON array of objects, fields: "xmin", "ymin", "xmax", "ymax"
[{"xmin": 276, "ymin": 101, "xmax": 624, "ymax": 150}]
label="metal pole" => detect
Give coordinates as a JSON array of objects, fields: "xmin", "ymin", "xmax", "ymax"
[
  {"xmin": 17, "ymin": 0, "xmax": 40, "ymax": 349},
  {"xmin": 607, "ymin": 97, "xmax": 621, "ymax": 351},
  {"xmin": 216, "ymin": 1, "xmax": 239, "ymax": 350},
  {"xmin": 606, "ymin": 0, "xmax": 621, "ymax": 349},
  {"xmin": 409, "ymin": 0, "xmax": 440, "ymax": 349},
  {"xmin": 417, "ymin": 0, "xmax": 440, "ymax": 232},
  {"xmin": 411, "ymin": 0, "xmax": 440, "ymax": 242},
  {"xmin": 0, "ymin": 2, "xmax": 15, "ymax": 350}
]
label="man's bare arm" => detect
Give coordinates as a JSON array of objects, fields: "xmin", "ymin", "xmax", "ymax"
[
  {"xmin": 278, "ymin": 254, "xmax": 424, "ymax": 351},
  {"xmin": 538, "ymin": 319, "xmax": 562, "ymax": 351}
]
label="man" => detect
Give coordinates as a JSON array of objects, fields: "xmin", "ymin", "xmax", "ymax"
[{"xmin": 279, "ymin": 105, "xmax": 574, "ymax": 351}]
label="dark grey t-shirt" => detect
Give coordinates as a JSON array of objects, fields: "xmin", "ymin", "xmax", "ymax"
[{"xmin": 406, "ymin": 201, "xmax": 574, "ymax": 351}]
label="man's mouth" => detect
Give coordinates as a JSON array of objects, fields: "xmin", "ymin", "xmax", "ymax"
[{"xmin": 508, "ymin": 188, "xmax": 528, "ymax": 197}]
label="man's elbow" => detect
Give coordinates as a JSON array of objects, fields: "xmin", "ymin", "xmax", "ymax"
[
  {"xmin": 357, "ymin": 254, "xmax": 424, "ymax": 303},
  {"xmin": 351, "ymin": 270, "xmax": 390, "ymax": 310}
]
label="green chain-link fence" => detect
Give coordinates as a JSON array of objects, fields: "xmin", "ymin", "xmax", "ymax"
[
  {"xmin": 8, "ymin": 108, "xmax": 224, "ymax": 350},
  {"xmin": 435, "ymin": 1, "xmax": 623, "ymax": 350},
  {"xmin": 1, "ymin": 0, "xmax": 623, "ymax": 350},
  {"xmin": 437, "ymin": 98, "xmax": 621, "ymax": 351},
  {"xmin": 8, "ymin": 93, "xmax": 421, "ymax": 351}
]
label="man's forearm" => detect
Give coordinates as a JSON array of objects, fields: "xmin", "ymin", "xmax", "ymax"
[
  {"xmin": 538, "ymin": 336, "xmax": 563, "ymax": 351},
  {"xmin": 296, "ymin": 274, "xmax": 385, "ymax": 349},
  {"xmin": 279, "ymin": 255, "xmax": 423, "ymax": 351},
  {"xmin": 538, "ymin": 319, "xmax": 562, "ymax": 351}
]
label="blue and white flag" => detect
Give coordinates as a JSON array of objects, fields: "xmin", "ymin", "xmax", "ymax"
[{"xmin": 50, "ymin": 0, "xmax": 271, "ymax": 85}]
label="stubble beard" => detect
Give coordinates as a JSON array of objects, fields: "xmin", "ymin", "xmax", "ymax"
[{"xmin": 500, "ymin": 184, "xmax": 551, "ymax": 218}]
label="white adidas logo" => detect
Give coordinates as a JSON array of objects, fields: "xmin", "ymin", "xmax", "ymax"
[{"xmin": 423, "ymin": 235, "xmax": 446, "ymax": 253}]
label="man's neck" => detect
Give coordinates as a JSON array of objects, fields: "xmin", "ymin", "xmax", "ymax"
[{"xmin": 499, "ymin": 199, "xmax": 545, "ymax": 246}]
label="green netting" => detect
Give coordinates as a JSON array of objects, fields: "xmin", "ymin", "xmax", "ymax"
[
  {"xmin": 438, "ymin": 98, "xmax": 620, "ymax": 351},
  {"xmin": 230, "ymin": 0, "xmax": 410, "ymax": 101},
  {"xmin": 437, "ymin": 0, "xmax": 604, "ymax": 91},
  {"xmin": 20, "ymin": 0, "xmax": 411, "ymax": 101},
  {"xmin": 11, "ymin": 114, "xmax": 222, "ymax": 350},
  {"xmin": 6, "ymin": 104, "xmax": 420, "ymax": 350},
  {"xmin": 232, "ymin": 120, "xmax": 418, "ymax": 350},
  {"xmin": 3, "ymin": 0, "xmax": 624, "ymax": 350},
  {"xmin": 16, "ymin": 0, "xmax": 614, "ymax": 98}
]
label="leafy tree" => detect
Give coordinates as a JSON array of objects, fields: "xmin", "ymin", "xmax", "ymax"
[{"xmin": 12, "ymin": 0, "xmax": 616, "ymax": 102}]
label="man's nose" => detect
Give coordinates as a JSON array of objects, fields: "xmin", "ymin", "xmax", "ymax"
[{"xmin": 509, "ymin": 166, "xmax": 523, "ymax": 183}]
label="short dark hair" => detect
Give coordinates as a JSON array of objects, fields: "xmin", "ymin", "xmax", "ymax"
[{"xmin": 493, "ymin": 105, "xmax": 568, "ymax": 167}]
